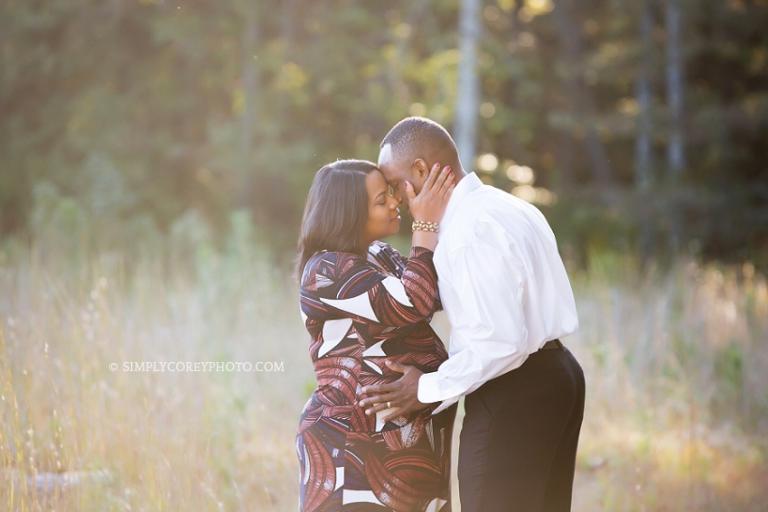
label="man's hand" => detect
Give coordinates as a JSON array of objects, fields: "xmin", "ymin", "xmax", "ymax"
[{"xmin": 358, "ymin": 361, "xmax": 426, "ymax": 422}]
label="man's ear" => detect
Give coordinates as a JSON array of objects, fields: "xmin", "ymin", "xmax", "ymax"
[{"xmin": 411, "ymin": 158, "xmax": 429, "ymax": 181}]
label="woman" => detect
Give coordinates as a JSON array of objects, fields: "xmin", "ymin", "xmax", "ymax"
[{"xmin": 296, "ymin": 159, "xmax": 456, "ymax": 512}]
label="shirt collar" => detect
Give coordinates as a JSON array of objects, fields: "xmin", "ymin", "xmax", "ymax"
[{"xmin": 440, "ymin": 172, "xmax": 483, "ymax": 232}]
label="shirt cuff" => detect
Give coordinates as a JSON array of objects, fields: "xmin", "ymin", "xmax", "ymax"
[{"xmin": 417, "ymin": 371, "xmax": 443, "ymax": 404}]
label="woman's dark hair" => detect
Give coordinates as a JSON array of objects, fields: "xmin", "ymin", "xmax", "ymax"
[{"xmin": 296, "ymin": 159, "xmax": 379, "ymax": 279}]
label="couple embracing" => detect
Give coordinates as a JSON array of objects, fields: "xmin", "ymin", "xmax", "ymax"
[{"xmin": 295, "ymin": 117, "xmax": 584, "ymax": 512}]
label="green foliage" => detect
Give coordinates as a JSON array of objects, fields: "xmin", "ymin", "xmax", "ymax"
[
  {"xmin": 0, "ymin": 0, "xmax": 766, "ymax": 266},
  {"xmin": 715, "ymin": 343, "xmax": 743, "ymax": 393}
]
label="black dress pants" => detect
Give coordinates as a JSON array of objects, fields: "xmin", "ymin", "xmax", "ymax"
[{"xmin": 458, "ymin": 345, "xmax": 585, "ymax": 512}]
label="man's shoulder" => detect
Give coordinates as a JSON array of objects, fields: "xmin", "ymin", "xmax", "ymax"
[
  {"xmin": 442, "ymin": 211, "xmax": 511, "ymax": 256},
  {"xmin": 473, "ymin": 186, "xmax": 554, "ymax": 237},
  {"xmin": 443, "ymin": 187, "xmax": 556, "ymax": 259},
  {"xmin": 478, "ymin": 184, "xmax": 547, "ymax": 218},
  {"xmin": 448, "ymin": 188, "xmax": 522, "ymax": 235}
]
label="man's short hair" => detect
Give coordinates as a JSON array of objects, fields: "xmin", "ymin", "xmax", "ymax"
[{"xmin": 380, "ymin": 117, "xmax": 458, "ymax": 164}]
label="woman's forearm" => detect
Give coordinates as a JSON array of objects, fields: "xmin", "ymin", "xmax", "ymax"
[{"xmin": 411, "ymin": 231, "xmax": 439, "ymax": 252}]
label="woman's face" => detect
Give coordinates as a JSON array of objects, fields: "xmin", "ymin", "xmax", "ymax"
[{"xmin": 361, "ymin": 169, "xmax": 401, "ymax": 245}]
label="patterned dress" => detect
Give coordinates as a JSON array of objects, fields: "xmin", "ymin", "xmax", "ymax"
[{"xmin": 297, "ymin": 241, "xmax": 456, "ymax": 512}]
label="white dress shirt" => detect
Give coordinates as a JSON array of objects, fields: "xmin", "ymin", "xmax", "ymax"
[{"xmin": 418, "ymin": 172, "xmax": 579, "ymax": 414}]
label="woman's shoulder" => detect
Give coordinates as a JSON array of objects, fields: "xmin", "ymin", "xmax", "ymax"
[
  {"xmin": 307, "ymin": 248, "xmax": 371, "ymax": 266},
  {"xmin": 367, "ymin": 240, "xmax": 406, "ymax": 275},
  {"xmin": 368, "ymin": 240, "xmax": 406, "ymax": 258},
  {"xmin": 301, "ymin": 249, "xmax": 372, "ymax": 290},
  {"xmin": 368, "ymin": 240, "xmax": 393, "ymax": 256}
]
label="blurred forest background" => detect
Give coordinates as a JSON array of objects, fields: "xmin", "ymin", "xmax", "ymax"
[
  {"xmin": 2, "ymin": 0, "xmax": 767, "ymax": 264},
  {"xmin": 1, "ymin": 0, "xmax": 767, "ymax": 510}
]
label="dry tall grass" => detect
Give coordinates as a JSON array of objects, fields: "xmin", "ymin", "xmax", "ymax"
[{"xmin": 1, "ymin": 214, "xmax": 766, "ymax": 511}]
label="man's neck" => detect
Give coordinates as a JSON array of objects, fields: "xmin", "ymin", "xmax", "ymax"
[{"xmin": 452, "ymin": 165, "xmax": 468, "ymax": 181}]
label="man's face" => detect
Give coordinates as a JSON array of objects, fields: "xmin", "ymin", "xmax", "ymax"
[{"xmin": 377, "ymin": 143, "xmax": 418, "ymax": 200}]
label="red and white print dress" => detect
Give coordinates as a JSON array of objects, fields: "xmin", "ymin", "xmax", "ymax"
[{"xmin": 297, "ymin": 241, "xmax": 455, "ymax": 512}]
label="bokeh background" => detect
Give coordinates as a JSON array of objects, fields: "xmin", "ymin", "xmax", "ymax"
[{"xmin": 1, "ymin": 0, "xmax": 767, "ymax": 510}]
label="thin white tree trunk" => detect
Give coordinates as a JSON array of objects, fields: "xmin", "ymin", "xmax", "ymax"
[
  {"xmin": 455, "ymin": 0, "xmax": 481, "ymax": 172},
  {"xmin": 387, "ymin": 3, "xmax": 427, "ymax": 106},
  {"xmin": 635, "ymin": 0, "xmax": 654, "ymax": 190},
  {"xmin": 241, "ymin": 4, "xmax": 258, "ymax": 163},
  {"xmin": 239, "ymin": 3, "xmax": 259, "ymax": 202},
  {"xmin": 636, "ymin": 0, "xmax": 657, "ymax": 262},
  {"xmin": 665, "ymin": 0, "xmax": 685, "ymax": 179},
  {"xmin": 280, "ymin": 0, "xmax": 297, "ymax": 51},
  {"xmin": 664, "ymin": 0, "xmax": 685, "ymax": 254}
]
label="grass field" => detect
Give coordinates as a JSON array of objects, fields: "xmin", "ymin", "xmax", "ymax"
[{"xmin": 1, "ymin": 217, "xmax": 766, "ymax": 511}]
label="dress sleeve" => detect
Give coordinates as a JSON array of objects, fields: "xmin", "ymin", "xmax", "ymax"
[
  {"xmin": 369, "ymin": 240, "xmax": 444, "ymax": 313},
  {"xmin": 367, "ymin": 240, "xmax": 408, "ymax": 277},
  {"xmin": 307, "ymin": 246, "xmax": 440, "ymax": 327}
]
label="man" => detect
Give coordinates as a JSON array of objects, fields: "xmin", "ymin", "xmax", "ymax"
[{"xmin": 359, "ymin": 117, "xmax": 585, "ymax": 512}]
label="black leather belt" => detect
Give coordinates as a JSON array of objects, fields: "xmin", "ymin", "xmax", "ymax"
[{"xmin": 539, "ymin": 338, "xmax": 563, "ymax": 351}]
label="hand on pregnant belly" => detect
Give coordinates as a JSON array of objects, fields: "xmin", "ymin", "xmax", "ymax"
[{"xmin": 358, "ymin": 360, "xmax": 425, "ymax": 422}]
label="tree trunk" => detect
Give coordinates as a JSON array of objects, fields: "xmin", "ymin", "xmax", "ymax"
[
  {"xmin": 665, "ymin": 0, "xmax": 685, "ymax": 179},
  {"xmin": 552, "ymin": 0, "xmax": 614, "ymax": 186},
  {"xmin": 239, "ymin": 3, "xmax": 259, "ymax": 203},
  {"xmin": 280, "ymin": 0, "xmax": 297, "ymax": 53},
  {"xmin": 635, "ymin": 0, "xmax": 654, "ymax": 191},
  {"xmin": 455, "ymin": 0, "xmax": 481, "ymax": 172},
  {"xmin": 664, "ymin": 0, "xmax": 685, "ymax": 253},
  {"xmin": 386, "ymin": 3, "xmax": 427, "ymax": 108}
]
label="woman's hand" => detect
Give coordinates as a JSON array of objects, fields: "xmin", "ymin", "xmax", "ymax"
[{"xmin": 405, "ymin": 163, "xmax": 455, "ymax": 223}]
